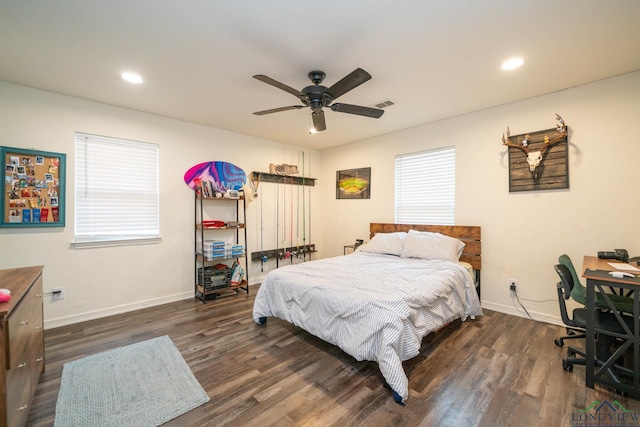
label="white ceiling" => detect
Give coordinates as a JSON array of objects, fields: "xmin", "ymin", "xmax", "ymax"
[{"xmin": 1, "ymin": 1, "xmax": 639, "ymax": 150}]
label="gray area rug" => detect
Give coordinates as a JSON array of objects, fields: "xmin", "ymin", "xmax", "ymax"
[{"xmin": 54, "ymin": 335, "xmax": 209, "ymax": 427}]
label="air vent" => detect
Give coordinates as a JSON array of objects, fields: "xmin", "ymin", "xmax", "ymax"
[{"xmin": 371, "ymin": 99, "xmax": 396, "ymax": 109}]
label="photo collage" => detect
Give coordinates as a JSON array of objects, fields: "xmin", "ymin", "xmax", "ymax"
[{"xmin": 4, "ymin": 151, "xmax": 61, "ymax": 224}]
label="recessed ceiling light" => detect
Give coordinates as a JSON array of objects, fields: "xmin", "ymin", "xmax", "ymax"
[
  {"xmin": 501, "ymin": 58, "xmax": 524, "ymax": 70},
  {"xmin": 121, "ymin": 72, "xmax": 143, "ymax": 84}
]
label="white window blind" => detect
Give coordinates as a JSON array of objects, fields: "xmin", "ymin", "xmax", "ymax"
[
  {"xmin": 395, "ymin": 146, "xmax": 455, "ymax": 225},
  {"xmin": 74, "ymin": 133, "xmax": 160, "ymax": 246}
]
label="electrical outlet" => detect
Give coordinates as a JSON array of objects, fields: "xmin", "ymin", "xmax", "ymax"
[
  {"xmin": 52, "ymin": 287, "xmax": 64, "ymax": 300},
  {"xmin": 509, "ymin": 279, "xmax": 518, "ymax": 292}
]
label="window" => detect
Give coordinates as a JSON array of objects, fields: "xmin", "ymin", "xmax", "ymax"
[
  {"xmin": 395, "ymin": 146, "xmax": 455, "ymax": 225},
  {"xmin": 74, "ymin": 133, "xmax": 160, "ymax": 247}
]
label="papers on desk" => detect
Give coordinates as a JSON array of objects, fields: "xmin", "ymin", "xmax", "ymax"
[{"xmin": 608, "ymin": 262, "xmax": 640, "ymax": 272}]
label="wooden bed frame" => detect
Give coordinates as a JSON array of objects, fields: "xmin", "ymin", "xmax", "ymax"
[{"xmin": 370, "ymin": 223, "xmax": 482, "ymax": 297}]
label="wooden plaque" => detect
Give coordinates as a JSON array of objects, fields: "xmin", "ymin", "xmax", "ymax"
[{"xmin": 507, "ymin": 127, "xmax": 569, "ymax": 192}]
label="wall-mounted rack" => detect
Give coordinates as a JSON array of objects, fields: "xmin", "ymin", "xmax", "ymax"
[
  {"xmin": 251, "ymin": 244, "xmax": 317, "ymax": 262},
  {"xmin": 251, "ymin": 172, "xmax": 316, "ymax": 187}
]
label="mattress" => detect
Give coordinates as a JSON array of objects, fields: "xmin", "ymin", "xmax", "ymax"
[{"xmin": 252, "ymin": 251, "xmax": 483, "ymax": 403}]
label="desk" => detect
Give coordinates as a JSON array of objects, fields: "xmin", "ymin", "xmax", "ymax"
[{"xmin": 582, "ymin": 256, "xmax": 640, "ymax": 396}]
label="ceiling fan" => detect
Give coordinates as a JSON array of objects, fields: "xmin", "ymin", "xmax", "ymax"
[{"xmin": 252, "ymin": 68, "xmax": 384, "ymax": 132}]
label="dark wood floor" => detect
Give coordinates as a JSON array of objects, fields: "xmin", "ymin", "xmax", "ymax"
[{"xmin": 26, "ymin": 287, "xmax": 640, "ymax": 427}]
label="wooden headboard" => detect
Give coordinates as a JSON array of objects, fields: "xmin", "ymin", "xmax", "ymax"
[{"xmin": 369, "ymin": 223, "xmax": 482, "ymax": 270}]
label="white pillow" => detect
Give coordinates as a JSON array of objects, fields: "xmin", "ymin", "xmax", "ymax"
[
  {"xmin": 400, "ymin": 229, "xmax": 465, "ymax": 262},
  {"xmin": 355, "ymin": 232, "xmax": 407, "ymax": 256}
]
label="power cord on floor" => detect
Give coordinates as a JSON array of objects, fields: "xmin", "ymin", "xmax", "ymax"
[
  {"xmin": 518, "ymin": 296, "xmax": 556, "ymax": 304},
  {"xmin": 512, "ymin": 288, "xmax": 533, "ymax": 319}
]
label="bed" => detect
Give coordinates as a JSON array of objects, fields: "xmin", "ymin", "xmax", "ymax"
[{"xmin": 252, "ymin": 223, "xmax": 483, "ymax": 404}]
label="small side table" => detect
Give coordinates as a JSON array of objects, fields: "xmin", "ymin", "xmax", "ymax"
[{"xmin": 344, "ymin": 245, "xmax": 357, "ymax": 255}]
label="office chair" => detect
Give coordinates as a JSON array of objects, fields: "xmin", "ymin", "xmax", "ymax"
[
  {"xmin": 558, "ymin": 254, "xmax": 634, "ymax": 315},
  {"xmin": 555, "ymin": 264, "xmax": 588, "ymax": 371},
  {"xmin": 554, "ymin": 264, "xmax": 631, "ymax": 373}
]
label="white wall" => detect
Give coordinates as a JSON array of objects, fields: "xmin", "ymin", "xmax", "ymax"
[
  {"xmin": 318, "ymin": 70, "xmax": 640, "ymax": 324},
  {"xmin": 0, "ymin": 81, "xmax": 320, "ymax": 328},
  {"xmin": 3, "ymin": 71, "xmax": 640, "ymax": 329}
]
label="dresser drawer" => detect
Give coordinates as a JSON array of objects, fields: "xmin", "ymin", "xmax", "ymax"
[
  {"xmin": 6, "ymin": 361, "xmax": 31, "ymax": 427},
  {"xmin": 6, "ymin": 275, "xmax": 43, "ymax": 371}
]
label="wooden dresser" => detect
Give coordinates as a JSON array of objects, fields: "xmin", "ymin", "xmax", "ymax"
[{"xmin": 0, "ymin": 266, "xmax": 45, "ymax": 427}]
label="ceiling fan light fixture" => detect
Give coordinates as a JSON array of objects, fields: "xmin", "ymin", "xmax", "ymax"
[
  {"xmin": 309, "ymin": 112, "xmax": 317, "ymax": 134},
  {"xmin": 253, "ymin": 68, "xmax": 381, "ymax": 132},
  {"xmin": 501, "ymin": 58, "xmax": 524, "ymax": 71},
  {"xmin": 121, "ymin": 71, "xmax": 143, "ymax": 84}
]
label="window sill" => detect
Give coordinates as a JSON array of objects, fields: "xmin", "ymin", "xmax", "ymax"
[{"xmin": 71, "ymin": 236, "xmax": 162, "ymax": 249}]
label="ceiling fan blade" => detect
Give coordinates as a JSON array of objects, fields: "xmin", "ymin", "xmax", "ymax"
[
  {"xmin": 325, "ymin": 68, "xmax": 372, "ymax": 100},
  {"xmin": 253, "ymin": 105, "xmax": 304, "ymax": 115},
  {"xmin": 253, "ymin": 75, "xmax": 305, "ymax": 97},
  {"xmin": 330, "ymin": 103, "xmax": 384, "ymax": 118},
  {"xmin": 312, "ymin": 111, "xmax": 326, "ymax": 132}
]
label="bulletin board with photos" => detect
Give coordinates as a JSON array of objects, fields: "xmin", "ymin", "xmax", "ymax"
[{"xmin": 1, "ymin": 146, "xmax": 66, "ymax": 227}]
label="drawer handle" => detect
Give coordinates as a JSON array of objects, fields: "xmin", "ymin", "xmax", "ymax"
[
  {"xmin": 20, "ymin": 320, "xmax": 29, "ymax": 326},
  {"xmin": 36, "ymin": 294, "xmax": 43, "ymax": 298},
  {"xmin": 18, "ymin": 362, "xmax": 27, "ymax": 368},
  {"xmin": 18, "ymin": 405, "xmax": 28, "ymax": 411},
  {"xmin": 35, "ymin": 326, "xmax": 42, "ymax": 330},
  {"xmin": 36, "ymin": 357, "xmax": 43, "ymax": 362}
]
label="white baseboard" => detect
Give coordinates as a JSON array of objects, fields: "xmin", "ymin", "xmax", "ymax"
[
  {"xmin": 481, "ymin": 300, "xmax": 564, "ymax": 328},
  {"xmin": 44, "ymin": 291, "xmax": 194, "ymax": 330},
  {"xmin": 44, "ymin": 281, "xmax": 262, "ymax": 330},
  {"xmin": 44, "ymin": 285, "xmax": 564, "ymax": 331}
]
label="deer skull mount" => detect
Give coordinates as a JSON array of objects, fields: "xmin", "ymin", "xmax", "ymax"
[{"xmin": 502, "ymin": 114, "xmax": 567, "ymax": 178}]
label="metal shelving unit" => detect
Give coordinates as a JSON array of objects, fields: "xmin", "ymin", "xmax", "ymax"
[{"xmin": 194, "ymin": 189, "xmax": 249, "ymax": 302}]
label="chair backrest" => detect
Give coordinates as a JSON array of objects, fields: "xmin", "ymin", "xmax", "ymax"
[
  {"xmin": 558, "ymin": 254, "xmax": 587, "ymax": 305},
  {"xmin": 555, "ymin": 264, "xmax": 574, "ymax": 298},
  {"xmin": 554, "ymin": 264, "xmax": 575, "ymax": 326}
]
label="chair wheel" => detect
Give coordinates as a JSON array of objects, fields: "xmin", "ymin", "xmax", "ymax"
[
  {"xmin": 563, "ymin": 361, "xmax": 574, "ymax": 372},
  {"xmin": 555, "ymin": 338, "xmax": 564, "ymax": 347},
  {"xmin": 567, "ymin": 349, "xmax": 576, "ymax": 357}
]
